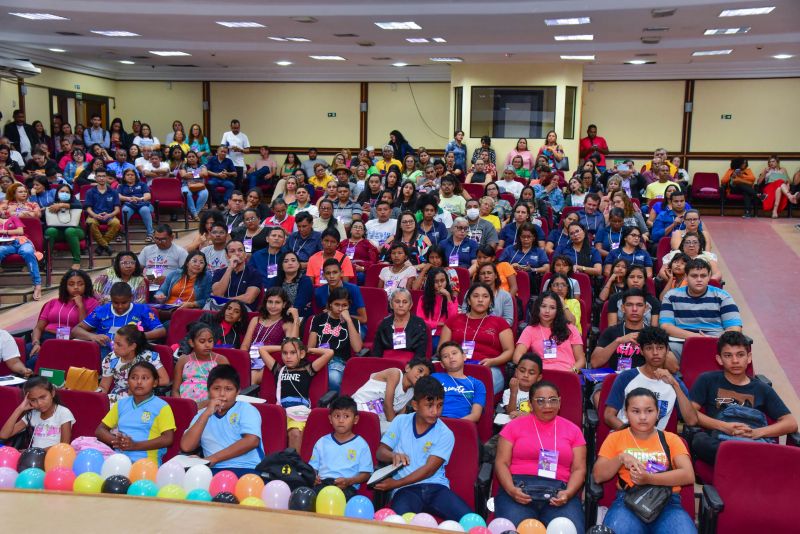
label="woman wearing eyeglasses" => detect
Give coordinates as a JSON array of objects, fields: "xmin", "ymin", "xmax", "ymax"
[
  {"xmin": 230, "ymin": 208, "xmax": 270, "ymax": 256},
  {"xmin": 603, "ymin": 226, "xmax": 653, "ymax": 279},
  {"xmin": 554, "ymin": 223, "xmax": 602, "ymax": 277},
  {"xmin": 494, "ymin": 380, "xmax": 586, "ymax": 531},
  {"xmin": 658, "ymin": 232, "xmax": 721, "ymax": 283},
  {"xmin": 440, "ymin": 217, "xmax": 479, "ymax": 270},
  {"xmin": 669, "ymin": 209, "xmax": 709, "ymax": 251},
  {"xmin": 93, "ymin": 251, "xmax": 148, "ymax": 304}
]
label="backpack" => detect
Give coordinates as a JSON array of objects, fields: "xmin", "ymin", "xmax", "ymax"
[
  {"xmin": 255, "ymin": 448, "xmax": 315, "ymax": 489},
  {"xmin": 715, "ymin": 403, "xmax": 775, "ymax": 443}
]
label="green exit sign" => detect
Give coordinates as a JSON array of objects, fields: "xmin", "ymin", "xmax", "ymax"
[
  {"xmin": 327, "ymin": 112, "xmax": 336, "ymax": 118},
  {"xmin": 721, "ymin": 114, "xmax": 732, "ymax": 119}
]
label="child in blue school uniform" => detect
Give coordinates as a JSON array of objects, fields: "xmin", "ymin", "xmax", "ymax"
[{"xmin": 432, "ymin": 341, "xmax": 486, "ymax": 423}]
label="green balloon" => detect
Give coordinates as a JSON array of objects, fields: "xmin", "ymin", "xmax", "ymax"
[{"xmin": 157, "ymin": 483, "xmax": 187, "ymax": 500}]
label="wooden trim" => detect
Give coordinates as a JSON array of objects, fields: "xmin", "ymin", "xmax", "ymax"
[
  {"xmin": 359, "ymin": 82, "xmax": 368, "ymax": 148},
  {"xmin": 202, "ymin": 81, "xmax": 210, "ymax": 139},
  {"xmin": 16, "ymin": 78, "xmax": 25, "ymax": 114},
  {"xmin": 681, "ymin": 80, "xmax": 694, "ymax": 156},
  {"xmin": 609, "ymin": 151, "xmax": 800, "ymax": 161}
]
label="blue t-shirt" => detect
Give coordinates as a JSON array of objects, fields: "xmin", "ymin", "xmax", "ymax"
[
  {"xmin": 248, "ymin": 248, "xmax": 282, "ymax": 288},
  {"xmin": 604, "ymin": 247, "xmax": 653, "ymax": 268},
  {"xmin": 546, "ymin": 229, "xmax": 571, "ymax": 252},
  {"xmin": 283, "ymin": 231, "xmax": 322, "ymax": 262},
  {"xmin": 314, "ymin": 282, "xmax": 365, "ymax": 316},
  {"xmin": 106, "ymin": 161, "xmax": 138, "ymax": 180},
  {"xmin": 498, "ymin": 222, "xmax": 545, "ymax": 247},
  {"xmin": 440, "ymin": 237, "xmax": 478, "ymax": 269},
  {"xmin": 432, "ymin": 372, "xmax": 487, "ymax": 419},
  {"xmin": 594, "ymin": 227, "xmax": 623, "ymax": 253},
  {"xmin": 85, "ymin": 186, "xmax": 120, "ymax": 214},
  {"xmin": 206, "ymin": 156, "xmax": 236, "ymax": 176},
  {"xmin": 381, "ymin": 413, "xmax": 454, "ymax": 488},
  {"xmin": 309, "ymin": 433, "xmax": 374, "ymax": 488},
  {"xmin": 82, "ymin": 303, "xmax": 162, "ymax": 339},
  {"xmin": 418, "ymin": 220, "xmax": 449, "ymax": 248},
  {"xmin": 118, "ymin": 182, "xmax": 151, "ymax": 207},
  {"xmin": 498, "ymin": 246, "xmax": 549, "ymax": 269},
  {"xmin": 190, "ymin": 401, "xmax": 264, "ymax": 469},
  {"xmin": 577, "ymin": 210, "xmax": 606, "ymax": 237},
  {"xmin": 101, "ymin": 395, "xmax": 175, "ymax": 464},
  {"xmin": 210, "ymin": 265, "xmax": 262, "ymax": 299},
  {"xmin": 554, "ymin": 242, "xmax": 602, "ymax": 267}
]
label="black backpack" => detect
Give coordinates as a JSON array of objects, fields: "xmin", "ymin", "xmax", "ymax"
[{"xmin": 255, "ymin": 448, "xmax": 315, "ymax": 489}]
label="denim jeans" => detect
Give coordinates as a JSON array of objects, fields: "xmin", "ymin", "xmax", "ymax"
[
  {"xmin": 208, "ymin": 178, "xmax": 234, "ymax": 204},
  {"xmin": 495, "ymin": 479, "xmax": 584, "ymax": 532},
  {"xmin": 327, "ymin": 356, "xmax": 347, "ymax": 393},
  {"xmin": 182, "ymin": 186, "xmax": 209, "ymax": 216},
  {"xmin": 390, "ymin": 483, "xmax": 472, "ymax": 522},
  {"xmin": 490, "ymin": 366, "xmax": 505, "ymax": 394},
  {"xmin": 122, "ymin": 204, "xmax": 154, "ymax": 235},
  {"xmin": 247, "ymin": 166, "xmax": 273, "ymax": 190},
  {"xmin": 0, "ymin": 239, "xmax": 41, "ymax": 285},
  {"xmin": 604, "ymin": 491, "xmax": 696, "ymax": 534}
]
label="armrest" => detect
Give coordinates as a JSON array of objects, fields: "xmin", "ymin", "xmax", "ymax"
[
  {"xmin": 318, "ymin": 390, "xmax": 337, "ymax": 407},
  {"xmin": 355, "ymin": 348, "xmax": 371, "ymax": 358},
  {"xmin": 754, "ymin": 374, "xmax": 772, "ymax": 388},
  {"xmin": 702, "ymin": 483, "xmax": 724, "ymax": 513},
  {"xmin": 240, "ymin": 384, "xmax": 260, "ymax": 397},
  {"xmin": 474, "ymin": 462, "xmax": 493, "ymax": 518},
  {"xmin": 154, "ymin": 384, "xmax": 172, "ymax": 397},
  {"xmin": 585, "ymin": 407, "xmax": 599, "ymax": 430},
  {"xmin": 787, "ymin": 432, "xmax": 800, "ymax": 447},
  {"xmin": 586, "ymin": 472, "xmax": 604, "ymax": 501}
]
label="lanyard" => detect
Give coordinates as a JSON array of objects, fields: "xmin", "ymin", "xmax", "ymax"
[
  {"xmin": 609, "ymin": 231, "xmax": 621, "ymax": 249},
  {"xmin": 57, "ymin": 301, "xmax": 75, "ymax": 329},
  {"xmin": 581, "ymin": 213, "xmax": 597, "ymax": 233},
  {"xmin": 227, "ymin": 269, "xmax": 245, "ymax": 298},
  {"xmin": 532, "ymin": 416, "xmax": 557, "ymax": 452},
  {"xmin": 255, "ymin": 318, "xmax": 281, "ymax": 345},
  {"xmin": 464, "ymin": 313, "xmax": 488, "ymax": 346},
  {"xmin": 176, "ymin": 275, "xmax": 195, "ymax": 302},
  {"xmin": 292, "ymin": 236, "xmax": 309, "ymax": 254},
  {"xmin": 509, "ymin": 248, "xmax": 531, "ymax": 265}
]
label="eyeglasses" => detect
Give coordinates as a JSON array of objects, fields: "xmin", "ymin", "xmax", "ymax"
[
  {"xmin": 684, "ymin": 218, "xmax": 700, "ymax": 222},
  {"xmin": 454, "ymin": 226, "xmax": 468, "ymax": 231},
  {"xmin": 153, "ymin": 236, "xmax": 169, "ymax": 242},
  {"xmin": 244, "ymin": 217, "xmax": 259, "ymax": 222},
  {"xmin": 684, "ymin": 240, "xmax": 700, "ymax": 245},
  {"xmin": 568, "ymin": 230, "xmax": 582, "ymax": 237},
  {"xmin": 629, "ymin": 233, "xmax": 641, "ymax": 239},
  {"xmin": 533, "ymin": 397, "xmax": 561, "ymax": 407},
  {"xmin": 119, "ymin": 261, "xmax": 136, "ymax": 266},
  {"xmin": 401, "ymin": 219, "xmax": 415, "ymax": 224}
]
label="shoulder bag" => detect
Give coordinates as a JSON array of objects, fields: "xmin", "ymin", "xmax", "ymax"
[
  {"xmin": 622, "ymin": 430, "xmax": 673, "ymax": 523},
  {"xmin": 45, "ymin": 208, "xmax": 82, "ymax": 228}
]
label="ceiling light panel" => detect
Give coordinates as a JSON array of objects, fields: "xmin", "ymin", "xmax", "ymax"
[
  {"xmin": 48, "ymin": 48, "xmax": 66, "ymax": 53},
  {"xmin": 309, "ymin": 55, "xmax": 346, "ymax": 60},
  {"xmin": 9, "ymin": 13, "xmax": 68, "ymax": 20},
  {"xmin": 149, "ymin": 51, "xmax": 191, "ymax": 56},
  {"xmin": 545, "ymin": 17, "xmax": 590, "ymax": 26},
  {"xmin": 704, "ymin": 27, "xmax": 750, "ymax": 35},
  {"xmin": 719, "ymin": 7, "xmax": 775, "ymax": 17},
  {"xmin": 561, "ymin": 55, "xmax": 595, "ymax": 60},
  {"xmin": 375, "ymin": 22, "xmax": 422, "ymax": 30},
  {"xmin": 554, "ymin": 34, "xmax": 593, "ymax": 41},
  {"xmin": 119, "ymin": 60, "xmax": 135, "ymax": 64},
  {"xmin": 91, "ymin": 30, "xmax": 140, "ymax": 37},
  {"xmin": 432, "ymin": 37, "xmax": 447, "ymax": 43},
  {"xmin": 773, "ymin": 54, "xmax": 795, "ymax": 59},
  {"xmin": 275, "ymin": 60, "xmax": 292, "ymax": 66},
  {"xmin": 692, "ymin": 49, "xmax": 733, "ymax": 56},
  {"xmin": 216, "ymin": 21, "xmax": 264, "ymax": 28},
  {"xmin": 406, "ymin": 38, "xmax": 429, "ymax": 43},
  {"xmin": 430, "ymin": 57, "xmax": 463, "ymax": 62}
]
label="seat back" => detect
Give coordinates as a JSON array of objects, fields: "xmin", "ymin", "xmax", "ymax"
[
  {"xmin": 655, "ymin": 237, "xmax": 672, "ymax": 274},
  {"xmin": 150, "ymin": 177, "xmax": 184, "ymax": 203},
  {"xmin": 680, "ymin": 336, "xmax": 753, "ymax": 390},
  {"xmin": 58, "ymin": 389, "xmax": 110, "ymax": 439},
  {"xmin": 360, "ymin": 287, "xmax": 389, "ymax": 344},
  {"xmin": 690, "ymin": 172, "xmax": 720, "ymax": 196},
  {"xmin": 410, "ymin": 289, "xmax": 424, "ymax": 312},
  {"xmin": 434, "ymin": 362, "xmax": 493, "ymax": 442},
  {"xmin": 363, "ymin": 263, "xmax": 389, "ymax": 288},
  {"xmin": 599, "ymin": 300, "xmax": 610, "ymax": 331},
  {"xmin": 160, "ymin": 396, "xmax": 197, "ymax": 461},
  {"xmin": 463, "ymin": 183, "xmax": 485, "ymax": 198},
  {"xmin": 166, "ymin": 308, "xmax": 206, "ymax": 346},
  {"xmin": 441, "ymin": 417, "xmax": 480, "ymax": 509},
  {"xmin": 499, "ymin": 192, "xmax": 515, "ymax": 205},
  {"xmin": 541, "ymin": 369, "xmax": 583, "ymax": 427},
  {"xmin": 213, "ymin": 347, "xmax": 251, "ymax": 389},
  {"xmin": 540, "ymin": 272, "xmax": 593, "ymax": 314},
  {"xmin": 35, "ymin": 339, "xmax": 101, "ymax": 374},
  {"xmin": 150, "ymin": 344, "xmax": 175, "ymax": 381},
  {"xmin": 516, "ymin": 268, "xmax": 531, "ymax": 310},
  {"xmin": 0, "ymin": 386, "xmax": 22, "ymax": 441},
  {"xmin": 453, "ymin": 267, "xmax": 472, "ymax": 303},
  {"xmin": 254, "ymin": 403, "xmax": 288, "ymax": 454},
  {"xmin": 21, "ymin": 217, "xmax": 44, "ymax": 251},
  {"xmin": 339, "ymin": 357, "xmax": 406, "ymax": 397},
  {"xmin": 299, "ymin": 407, "xmax": 380, "ymax": 466}
]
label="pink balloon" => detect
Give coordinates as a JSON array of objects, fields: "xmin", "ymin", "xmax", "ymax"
[
  {"xmin": 410, "ymin": 513, "xmax": 439, "ymax": 528},
  {"xmin": 44, "ymin": 467, "xmax": 76, "ymax": 491},
  {"xmin": 0, "ymin": 467, "xmax": 18, "ymax": 488},
  {"xmin": 208, "ymin": 470, "xmax": 238, "ymax": 497},
  {"xmin": 374, "ymin": 508, "xmax": 396, "ymax": 521},
  {"xmin": 488, "ymin": 518, "xmax": 517, "ymax": 534},
  {"xmin": 469, "ymin": 528, "xmax": 492, "ymax": 534},
  {"xmin": 261, "ymin": 479, "xmax": 291, "ymax": 509},
  {"xmin": 0, "ymin": 447, "xmax": 21, "ymax": 469}
]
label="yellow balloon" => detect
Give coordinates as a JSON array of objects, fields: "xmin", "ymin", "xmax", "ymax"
[
  {"xmin": 517, "ymin": 519, "xmax": 547, "ymax": 534},
  {"xmin": 240, "ymin": 497, "xmax": 266, "ymax": 508},
  {"xmin": 402, "ymin": 512, "xmax": 416, "ymax": 523},
  {"xmin": 315, "ymin": 485, "xmax": 346, "ymax": 516},
  {"xmin": 73, "ymin": 472, "xmax": 103, "ymax": 494},
  {"xmin": 157, "ymin": 484, "xmax": 187, "ymax": 500}
]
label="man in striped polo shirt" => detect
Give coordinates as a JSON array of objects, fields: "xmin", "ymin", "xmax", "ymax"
[{"xmin": 659, "ymin": 258, "xmax": 743, "ymax": 359}]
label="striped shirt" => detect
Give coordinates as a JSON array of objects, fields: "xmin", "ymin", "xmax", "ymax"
[{"xmin": 659, "ymin": 286, "xmax": 742, "ymax": 334}]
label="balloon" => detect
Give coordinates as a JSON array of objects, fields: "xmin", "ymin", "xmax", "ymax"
[
  {"xmin": 17, "ymin": 447, "xmax": 46, "ymax": 471},
  {"xmin": 402, "ymin": 512, "xmax": 417, "ymax": 523},
  {"xmin": 470, "ymin": 528, "xmax": 492, "ymax": 534},
  {"xmin": 460, "ymin": 513, "xmax": 487, "ymax": 532},
  {"xmin": 183, "ymin": 464, "xmax": 213, "ymax": 492},
  {"xmin": 129, "ymin": 458, "xmax": 158, "ymax": 482},
  {"xmin": 439, "ymin": 520, "xmax": 466, "ymax": 532},
  {"xmin": 15, "ymin": 467, "xmax": 45, "ymax": 489},
  {"xmin": 212, "ymin": 491, "xmax": 239, "ymax": 504},
  {"xmin": 411, "ymin": 513, "xmax": 439, "ymax": 528},
  {"xmin": 44, "ymin": 467, "xmax": 76, "ymax": 491},
  {"xmin": 0, "ymin": 466, "xmax": 18, "ymax": 488},
  {"xmin": 315, "ymin": 485, "xmax": 346, "ymax": 516},
  {"xmin": 374, "ymin": 508, "xmax": 396, "ymax": 521},
  {"xmin": 44, "ymin": 443, "xmax": 76, "ymax": 472},
  {"xmin": 516, "ymin": 519, "xmax": 547, "ymax": 534},
  {"xmin": 488, "ymin": 518, "xmax": 517, "ymax": 534},
  {"xmin": 234, "ymin": 473, "xmax": 265, "ymax": 502},
  {"xmin": 383, "ymin": 515, "xmax": 406, "ymax": 524},
  {"xmin": 186, "ymin": 488, "xmax": 213, "ymax": 502},
  {"xmin": 156, "ymin": 461, "xmax": 185, "ymax": 488},
  {"xmin": 240, "ymin": 496, "xmax": 266, "ymax": 508},
  {"xmin": 344, "ymin": 495, "xmax": 375, "ymax": 520},
  {"xmin": 127, "ymin": 479, "xmax": 159, "ymax": 497},
  {"xmin": 288, "ymin": 486, "xmax": 316, "ymax": 512},
  {"xmin": 157, "ymin": 483, "xmax": 187, "ymax": 500},
  {"xmin": 102, "ymin": 474, "xmax": 132, "ymax": 494},
  {"xmin": 545, "ymin": 518, "xmax": 577, "ymax": 534},
  {"xmin": 261, "ymin": 480, "xmax": 291, "ymax": 510},
  {"xmin": 0, "ymin": 447, "xmax": 21, "ymax": 469},
  {"xmin": 100, "ymin": 454, "xmax": 132, "ymax": 480},
  {"xmin": 209, "ymin": 470, "xmax": 238, "ymax": 497},
  {"xmin": 72, "ymin": 449, "xmax": 104, "ymax": 476},
  {"xmin": 73, "ymin": 472, "xmax": 103, "ymax": 494}
]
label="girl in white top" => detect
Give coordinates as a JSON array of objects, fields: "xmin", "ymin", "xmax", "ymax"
[
  {"xmin": 378, "ymin": 242, "xmax": 417, "ymax": 298},
  {"xmin": 351, "ymin": 358, "xmax": 433, "ymax": 432},
  {"xmin": 0, "ymin": 376, "xmax": 75, "ymax": 449}
]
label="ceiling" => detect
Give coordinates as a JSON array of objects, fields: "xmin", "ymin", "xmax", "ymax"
[{"xmin": 1, "ymin": 0, "xmax": 799, "ymax": 81}]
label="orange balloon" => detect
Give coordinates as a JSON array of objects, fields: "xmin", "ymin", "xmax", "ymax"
[
  {"xmin": 44, "ymin": 443, "xmax": 76, "ymax": 472},
  {"xmin": 234, "ymin": 474, "xmax": 265, "ymax": 501},
  {"xmin": 516, "ymin": 519, "xmax": 547, "ymax": 534},
  {"xmin": 129, "ymin": 458, "xmax": 158, "ymax": 482}
]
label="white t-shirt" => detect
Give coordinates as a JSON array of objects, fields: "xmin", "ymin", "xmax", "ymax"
[
  {"xmin": 500, "ymin": 388, "xmax": 531, "ymax": 413},
  {"xmin": 365, "ymin": 219, "xmax": 397, "ymax": 248},
  {"xmin": 220, "ymin": 131, "xmax": 251, "ymax": 168},
  {"xmin": 379, "ymin": 265, "xmax": 417, "ymax": 298},
  {"xmin": 17, "ymin": 125, "xmax": 31, "ymax": 156},
  {"xmin": 0, "ymin": 330, "xmax": 20, "ymax": 362},
  {"xmin": 29, "ymin": 404, "xmax": 76, "ymax": 449},
  {"xmin": 133, "ymin": 136, "xmax": 160, "ymax": 148},
  {"xmin": 498, "ymin": 179, "xmax": 523, "ymax": 199},
  {"xmin": 142, "ymin": 161, "xmax": 170, "ymax": 184}
]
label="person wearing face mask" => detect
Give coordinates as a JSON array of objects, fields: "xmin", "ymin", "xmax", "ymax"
[
  {"xmin": 464, "ymin": 198, "xmax": 498, "ymax": 248},
  {"xmin": 43, "ymin": 184, "xmax": 85, "ymax": 270}
]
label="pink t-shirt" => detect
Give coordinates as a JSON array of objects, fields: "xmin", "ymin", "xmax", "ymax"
[
  {"xmin": 444, "ymin": 313, "xmax": 511, "ymax": 361},
  {"xmin": 499, "ymin": 414, "xmax": 586, "ymax": 483},
  {"xmin": 37, "ymin": 297, "xmax": 99, "ymax": 334},
  {"xmin": 416, "ymin": 295, "xmax": 459, "ymax": 334},
  {"xmin": 517, "ymin": 324, "xmax": 583, "ymax": 372}
]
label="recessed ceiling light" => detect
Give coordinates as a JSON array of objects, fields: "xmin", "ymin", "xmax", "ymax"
[
  {"xmin": 773, "ymin": 54, "xmax": 795, "ymax": 59},
  {"xmin": 392, "ymin": 62, "xmax": 408, "ymax": 67},
  {"xmin": 545, "ymin": 17, "xmax": 591, "ymax": 26},
  {"xmin": 268, "ymin": 36, "xmax": 287, "ymax": 41},
  {"xmin": 49, "ymin": 48, "xmax": 66, "ymax": 53},
  {"xmin": 554, "ymin": 34, "xmax": 594, "ymax": 41},
  {"xmin": 560, "ymin": 55, "xmax": 595, "ymax": 60},
  {"xmin": 704, "ymin": 27, "xmax": 750, "ymax": 35},
  {"xmin": 309, "ymin": 55, "xmax": 346, "ymax": 61},
  {"xmin": 625, "ymin": 60, "xmax": 649, "ymax": 65},
  {"xmin": 119, "ymin": 60, "xmax": 135, "ymax": 65},
  {"xmin": 149, "ymin": 51, "xmax": 191, "ymax": 56},
  {"xmin": 216, "ymin": 21, "xmax": 265, "ymax": 28},
  {"xmin": 375, "ymin": 22, "xmax": 422, "ymax": 30},
  {"xmin": 406, "ymin": 38, "xmax": 429, "ymax": 43},
  {"xmin": 719, "ymin": 7, "xmax": 775, "ymax": 17},
  {"xmin": 432, "ymin": 37, "xmax": 447, "ymax": 43},
  {"xmin": 692, "ymin": 49, "xmax": 733, "ymax": 56},
  {"xmin": 430, "ymin": 57, "xmax": 463, "ymax": 62},
  {"xmin": 9, "ymin": 13, "xmax": 68, "ymax": 20},
  {"xmin": 286, "ymin": 37, "xmax": 310, "ymax": 42},
  {"xmin": 275, "ymin": 60, "xmax": 293, "ymax": 66},
  {"xmin": 91, "ymin": 30, "xmax": 140, "ymax": 37}
]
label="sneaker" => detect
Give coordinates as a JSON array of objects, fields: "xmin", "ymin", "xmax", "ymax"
[
  {"xmin": 115, "ymin": 234, "xmax": 124, "ymax": 243},
  {"xmin": 103, "ymin": 246, "xmax": 114, "ymax": 256},
  {"xmin": 170, "ymin": 214, "xmax": 178, "ymax": 222},
  {"xmin": 94, "ymin": 245, "xmax": 104, "ymax": 255},
  {"xmin": 145, "ymin": 234, "xmax": 154, "ymax": 243},
  {"xmin": 742, "ymin": 212, "xmax": 754, "ymax": 219},
  {"xmin": 757, "ymin": 193, "xmax": 767, "ymax": 202}
]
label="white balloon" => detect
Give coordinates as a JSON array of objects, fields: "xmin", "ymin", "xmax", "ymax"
[
  {"xmin": 383, "ymin": 515, "xmax": 407, "ymax": 524},
  {"xmin": 183, "ymin": 464, "xmax": 213, "ymax": 492},
  {"xmin": 156, "ymin": 461, "xmax": 186, "ymax": 488},
  {"xmin": 100, "ymin": 454, "xmax": 132, "ymax": 480},
  {"xmin": 438, "ymin": 520, "xmax": 465, "ymax": 532},
  {"xmin": 545, "ymin": 517, "xmax": 577, "ymax": 534}
]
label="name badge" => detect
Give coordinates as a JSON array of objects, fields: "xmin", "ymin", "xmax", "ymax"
[
  {"xmin": 267, "ymin": 263, "xmax": 278, "ymax": 278},
  {"xmin": 319, "ymin": 343, "xmax": 331, "ymax": 349},
  {"xmin": 462, "ymin": 340, "xmax": 476, "ymax": 358},
  {"xmin": 152, "ymin": 266, "xmax": 164, "ymax": 277},
  {"xmin": 346, "ymin": 245, "xmax": 356, "ymax": 259},
  {"xmin": 319, "ymin": 268, "xmax": 328, "ymax": 284},
  {"xmin": 611, "ymin": 242, "xmax": 619, "ymax": 250},
  {"xmin": 538, "ymin": 449, "xmax": 559, "ymax": 479},
  {"xmin": 56, "ymin": 326, "xmax": 71, "ymax": 340},
  {"xmin": 249, "ymin": 343, "xmax": 263, "ymax": 359},
  {"xmin": 645, "ymin": 460, "xmax": 667, "ymax": 474},
  {"xmin": 365, "ymin": 398, "xmax": 385, "ymax": 415},
  {"xmin": 227, "ymin": 224, "xmax": 234, "ymax": 233},
  {"xmin": 243, "ymin": 238, "xmax": 253, "ymax": 253},
  {"xmin": 392, "ymin": 330, "xmax": 407, "ymax": 349},
  {"xmin": 384, "ymin": 279, "xmax": 394, "ymax": 289},
  {"xmin": 543, "ymin": 339, "xmax": 558, "ymax": 359},
  {"xmin": 449, "ymin": 253, "xmax": 459, "ymax": 267},
  {"xmin": 616, "ymin": 356, "xmax": 633, "ymax": 372}
]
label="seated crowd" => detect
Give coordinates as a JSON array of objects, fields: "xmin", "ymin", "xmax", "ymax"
[{"xmin": 0, "ymin": 115, "xmax": 798, "ymax": 532}]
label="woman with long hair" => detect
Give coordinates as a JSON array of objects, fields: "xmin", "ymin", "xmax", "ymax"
[
  {"xmin": 514, "ymin": 291, "xmax": 585, "ymax": 373},
  {"xmin": 241, "ymin": 287, "xmax": 300, "ymax": 385},
  {"xmin": 187, "ymin": 123, "xmax": 211, "ymax": 164},
  {"xmin": 153, "ymin": 251, "xmax": 212, "ymax": 311},
  {"xmin": 93, "ymin": 251, "xmax": 148, "ymax": 304},
  {"xmin": 416, "ymin": 266, "xmax": 457, "ymax": 353},
  {"xmin": 555, "ymin": 223, "xmax": 602, "ymax": 277},
  {"xmin": 267, "ymin": 251, "xmax": 314, "ymax": 318}
]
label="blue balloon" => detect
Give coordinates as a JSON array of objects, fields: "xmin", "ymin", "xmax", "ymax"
[
  {"xmin": 127, "ymin": 479, "xmax": 159, "ymax": 497},
  {"xmin": 459, "ymin": 513, "xmax": 486, "ymax": 532},
  {"xmin": 186, "ymin": 488, "xmax": 213, "ymax": 502},
  {"xmin": 344, "ymin": 495, "xmax": 375, "ymax": 520},
  {"xmin": 15, "ymin": 468, "xmax": 45, "ymax": 490},
  {"xmin": 72, "ymin": 449, "xmax": 104, "ymax": 476}
]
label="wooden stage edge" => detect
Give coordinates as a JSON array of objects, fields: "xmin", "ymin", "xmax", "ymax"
[{"xmin": 0, "ymin": 489, "xmax": 432, "ymax": 533}]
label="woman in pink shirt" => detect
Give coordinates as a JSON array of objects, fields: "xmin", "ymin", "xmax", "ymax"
[
  {"xmin": 514, "ymin": 291, "xmax": 585, "ymax": 373},
  {"xmin": 505, "ymin": 138, "xmax": 535, "ymax": 171},
  {"xmin": 494, "ymin": 380, "xmax": 587, "ymax": 529},
  {"xmin": 415, "ymin": 267, "xmax": 458, "ymax": 353}
]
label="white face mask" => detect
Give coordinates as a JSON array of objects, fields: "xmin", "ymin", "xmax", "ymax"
[{"xmin": 466, "ymin": 208, "xmax": 480, "ymax": 220}]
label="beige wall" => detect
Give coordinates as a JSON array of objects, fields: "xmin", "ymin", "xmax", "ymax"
[
  {"xmin": 31, "ymin": 66, "xmax": 116, "ymax": 97},
  {"xmin": 581, "ymin": 81, "xmax": 684, "ymax": 153},
  {"xmin": 0, "ymin": 78, "xmax": 19, "ymax": 130},
  {"xmin": 450, "ymin": 63, "xmax": 584, "ymax": 166},
  {"xmin": 114, "ymin": 81, "xmax": 203, "ymax": 142},
  {"xmin": 24, "ymin": 86, "xmax": 50, "ymax": 131},
  {"xmin": 367, "ymin": 82, "xmax": 450, "ymax": 152}
]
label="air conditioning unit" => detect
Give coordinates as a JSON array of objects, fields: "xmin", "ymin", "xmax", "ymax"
[{"xmin": 0, "ymin": 58, "xmax": 41, "ymax": 79}]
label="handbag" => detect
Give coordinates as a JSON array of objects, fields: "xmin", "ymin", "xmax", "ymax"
[
  {"xmin": 622, "ymin": 430, "xmax": 672, "ymax": 523},
  {"xmin": 45, "ymin": 208, "xmax": 82, "ymax": 228},
  {"xmin": 515, "ymin": 475, "xmax": 566, "ymax": 502},
  {"xmin": 65, "ymin": 366, "xmax": 100, "ymax": 391},
  {"xmin": 555, "ymin": 157, "xmax": 570, "ymax": 172},
  {"xmin": 255, "ymin": 448, "xmax": 316, "ymax": 489}
]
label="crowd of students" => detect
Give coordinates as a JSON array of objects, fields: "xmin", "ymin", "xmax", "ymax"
[{"xmin": 1, "ymin": 113, "xmax": 799, "ymax": 532}]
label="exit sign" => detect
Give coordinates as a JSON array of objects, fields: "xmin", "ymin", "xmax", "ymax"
[
  {"xmin": 721, "ymin": 114, "xmax": 732, "ymax": 120},
  {"xmin": 327, "ymin": 112, "xmax": 336, "ymax": 118}
]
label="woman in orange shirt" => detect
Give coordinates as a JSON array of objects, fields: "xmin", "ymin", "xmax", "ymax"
[{"xmin": 721, "ymin": 158, "xmax": 759, "ymax": 219}]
